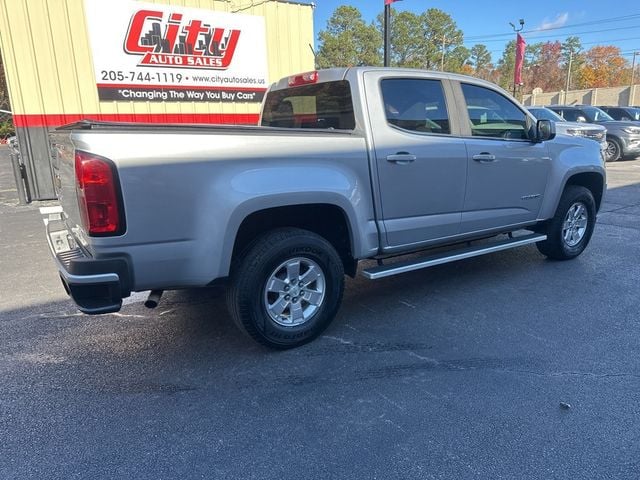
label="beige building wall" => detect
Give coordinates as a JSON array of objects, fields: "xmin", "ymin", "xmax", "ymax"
[
  {"xmin": 0, "ymin": 0, "xmax": 314, "ymax": 199},
  {"xmin": 523, "ymin": 85, "xmax": 639, "ymax": 107},
  {"xmin": 0, "ymin": 0, "xmax": 314, "ymax": 126}
]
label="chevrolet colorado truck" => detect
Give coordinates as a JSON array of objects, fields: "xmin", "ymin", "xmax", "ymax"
[{"xmin": 46, "ymin": 68, "xmax": 606, "ymax": 349}]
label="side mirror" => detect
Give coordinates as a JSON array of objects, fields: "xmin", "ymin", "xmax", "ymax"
[
  {"xmin": 536, "ymin": 119, "xmax": 555, "ymax": 142},
  {"xmin": 576, "ymin": 116, "xmax": 587, "ymax": 123}
]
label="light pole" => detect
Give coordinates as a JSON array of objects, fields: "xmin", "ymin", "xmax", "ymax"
[
  {"xmin": 565, "ymin": 51, "xmax": 573, "ymax": 93},
  {"xmin": 632, "ymin": 51, "xmax": 639, "ymax": 87},
  {"xmin": 383, "ymin": 0, "xmax": 401, "ymax": 66},
  {"xmin": 384, "ymin": 3, "xmax": 391, "ymax": 66},
  {"xmin": 440, "ymin": 34, "xmax": 447, "ymax": 71},
  {"xmin": 509, "ymin": 19, "xmax": 525, "ymax": 97}
]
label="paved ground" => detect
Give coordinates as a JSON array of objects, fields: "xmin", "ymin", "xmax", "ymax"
[{"xmin": 1, "ymin": 146, "xmax": 639, "ymax": 479}]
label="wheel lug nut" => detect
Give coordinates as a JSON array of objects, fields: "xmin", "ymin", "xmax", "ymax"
[
  {"xmin": 284, "ymin": 286, "xmax": 289, "ymax": 291},
  {"xmin": 299, "ymin": 281, "xmax": 304, "ymax": 286},
  {"xmin": 284, "ymin": 295, "xmax": 291, "ymax": 301},
  {"xmin": 293, "ymin": 297, "xmax": 298, "ymax": 302},
  {"xmin": 300, "ymin": 290, "xmax": 305, "ymax": 295}
]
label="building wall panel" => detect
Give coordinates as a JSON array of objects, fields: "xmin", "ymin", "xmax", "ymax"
[
  {"xmin": 0, "ymin": 0, "xmax": 314, "ymax": 199},
  {"xmin": 1, "ymin": 0, "xmax": 314, "ymax": 121}
]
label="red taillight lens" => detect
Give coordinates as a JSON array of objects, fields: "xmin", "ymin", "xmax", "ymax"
[
  {"xmin": 287, "ymin": 71, "xmax": 318, "ymax": 87},
  {"xmin": 75, "ymin": 151, "xmax": 123, "ymax": 235}
]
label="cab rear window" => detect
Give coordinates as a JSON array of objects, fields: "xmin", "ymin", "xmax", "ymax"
[{"xmin": 261, "ymin": 81, "xmax": 355, "ymax": 130}]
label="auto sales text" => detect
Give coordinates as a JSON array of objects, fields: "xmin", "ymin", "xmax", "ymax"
[{"xmin": 124, "ymin": 9, "xmax": 241, "ymax": 70}]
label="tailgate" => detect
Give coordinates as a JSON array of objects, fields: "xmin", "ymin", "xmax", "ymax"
[{"xmin": 50, "ymin": 131, "xmax": 83, "ymax": 234}]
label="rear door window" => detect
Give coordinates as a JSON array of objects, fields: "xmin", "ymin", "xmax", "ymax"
[
  {"xmin": 261, "ymin": 81, "xmax": 355, "ymax": 130},
  {"xmin": 582, "ymin": 107, "xmax": 613, "ymax": 122},
  {"xmin": 613, "ymin": 108, "xmax": 634, "ymax": 121},
  {"xmin": 380, "ymin": 78, "xmax": 451, "ymax": 134}
]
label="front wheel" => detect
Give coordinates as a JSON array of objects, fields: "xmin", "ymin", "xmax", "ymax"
[
  {"xmin": 227, "ymin": 228, "xmax": 344, "ymax": 349},
  {"xmin": 536, "ymin": 185, "xmax": 596, "ymax": 260}
]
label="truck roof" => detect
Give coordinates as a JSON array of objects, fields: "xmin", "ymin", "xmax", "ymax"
[{"xmin": 269, "ymin": 67, "xmax": 515, "ymax": 98}]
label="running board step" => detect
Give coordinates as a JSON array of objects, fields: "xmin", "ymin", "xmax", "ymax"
[{"xmin": 362, "ymin": 233, "xmax": 547, "ymax": 280}]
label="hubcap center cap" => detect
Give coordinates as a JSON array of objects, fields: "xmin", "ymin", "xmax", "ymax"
[{"xmin": 289, "ymin": 284, "xmax": 301, "ymax": 297}]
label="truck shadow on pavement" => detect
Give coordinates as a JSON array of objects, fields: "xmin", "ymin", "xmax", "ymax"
[
  {"xmin": 2, "ymin": 245, "xmax": 576, "ymax": 366},
  {"xmin": 3, "ymin": 230, "xmax": 627, "ymax": 395},
  {"xmin": 2, "ymin": 175, "xmax": 638, "ymax": 392},
  {"xmin": 0, "ymin": 250, "xmax": 548, "ymax": 395}
]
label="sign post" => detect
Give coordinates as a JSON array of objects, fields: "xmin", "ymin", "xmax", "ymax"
[{"xmin": 383, "ymin": 0, "xmax": 402, "ymax": 67}]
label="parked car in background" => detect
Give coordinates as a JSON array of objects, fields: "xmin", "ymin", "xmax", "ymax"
[
  {"xmin": 548, "ymin": 105, "xmax": 640, "ymax": 162},
  {"xmin": 527, "ymin": 106, "xmax": 607, "ymax": 153},
  {"xmin": 597, "ymin": 106, "xmax": 640, "ymax": 122}
]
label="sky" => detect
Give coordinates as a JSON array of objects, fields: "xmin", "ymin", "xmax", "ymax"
[{"xmin": 310, "ymin": 0, "xmax": 640, "ymax": 62}]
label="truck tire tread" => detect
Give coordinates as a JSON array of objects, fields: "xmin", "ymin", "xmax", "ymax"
[
  {"xmin": 227, "ymin": 227, "xmax": 344, "ymax": 349},
  {"xmin": 536, "ymin": 185, "xmax": 596, "ymax": 260}
]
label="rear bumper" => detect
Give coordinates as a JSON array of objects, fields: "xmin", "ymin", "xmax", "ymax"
[{"xmin": 46, "ymin": 219, "xmax": 131, "ymax": 314}]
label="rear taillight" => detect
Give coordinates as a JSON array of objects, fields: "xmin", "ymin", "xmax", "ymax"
[{"xmin": 75, "ymin": 150, "xmax": 124, "ymax": 236}]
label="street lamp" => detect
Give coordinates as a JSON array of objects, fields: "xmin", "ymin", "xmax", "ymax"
[{"xmin": 509, "ymin": 19, "xmax": 525, "ymax": 33}]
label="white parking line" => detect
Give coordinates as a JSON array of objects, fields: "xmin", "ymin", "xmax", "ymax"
[
  {"xmin": 40, "ymin": 206, "xmax": 63, "ymax": 226},
  {"xmin": 39, "ymin": 206, "xmax": 63, "ymax": 215}
]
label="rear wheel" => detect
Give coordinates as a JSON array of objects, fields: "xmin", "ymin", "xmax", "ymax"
[
  {"xmin": 227, "ymin": 228, "xmax": 344, "ymax": 349},
  {"xmin": 605, "ymin": 138, "xmax": 621, "ymax": 162},
  {"xmin": 536, "ymin": 185, "xmax": 596, "ymax": 260}
]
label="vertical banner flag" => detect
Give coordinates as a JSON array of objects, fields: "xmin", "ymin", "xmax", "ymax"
[
  {"xmin": 514, "ymin": 33, "xmax": 526, "ymax": 85},
  {"xmin": 84, "ymin": 0, "xmax": 268, "ymax": 103},
  {"xmin": 384, "ymin": 0, "xmax": 402, "ymax": 5}
]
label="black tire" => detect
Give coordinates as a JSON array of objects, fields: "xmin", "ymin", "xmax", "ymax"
[
  {"xmin": 227, "ymin": 228, "xmax": 344, "ymax": 349},
  {"xmin": 536, "ymin": 185, "xmax": 596, "ymax": 260},
  {"xmin": 605, "ymin": 137, "xmax": 621, "ymax": 162}
]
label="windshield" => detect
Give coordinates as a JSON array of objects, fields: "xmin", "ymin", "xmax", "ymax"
[
  {"xmin": 582, "ymin": 107, "xmax": 614, "ymax": 122},
  {"xmin": 528, "ymin": 107, "xmax": 563, "ymax": 122}
]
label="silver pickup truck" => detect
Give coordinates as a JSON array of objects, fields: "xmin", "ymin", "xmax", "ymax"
[{"xmin": 46, "ymin": 67, "xmax": 606, "ymax": 349}]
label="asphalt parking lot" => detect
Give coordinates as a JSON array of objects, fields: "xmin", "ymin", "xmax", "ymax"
[{"xmin": 1, "ymin": 146, "xmax": 639, "ymax": 479}]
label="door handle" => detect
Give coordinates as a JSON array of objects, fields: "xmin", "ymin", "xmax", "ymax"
[
  {"xmin": 472, "ymin": 153, "xmax": 496, "ymax": 163},
  {"xmin": 386, "ymin": 153, "xmax": 416, "ymax": 164}
]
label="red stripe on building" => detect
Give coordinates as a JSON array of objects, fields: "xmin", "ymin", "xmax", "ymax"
[
  {"xmin": 13, "ymin": 113, "xmax": 260, "ymax": 128},
  {"xmin": 96, "ymin": 83, "xmax": 268, "ymax": 92}
]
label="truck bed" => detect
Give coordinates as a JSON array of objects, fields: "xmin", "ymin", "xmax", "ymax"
[{"xmin": 55, "ymin": 120, "xmax": 358, "ymax": 137}]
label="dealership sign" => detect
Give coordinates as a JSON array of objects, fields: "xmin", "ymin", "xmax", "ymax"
[{"xmin": 84, "ymin": 0, "xmax": 268, "ymax": 102}]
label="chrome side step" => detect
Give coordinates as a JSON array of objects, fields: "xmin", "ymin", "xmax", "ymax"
[{"xmin": 362, "ymin": 233, "xmax": 547, "ymax": 280}]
